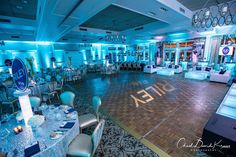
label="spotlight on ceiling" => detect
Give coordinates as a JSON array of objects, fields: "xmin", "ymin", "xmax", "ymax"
[{"xmin": 159, "ymin": 7, "xmax": 168, "ymax": 12}]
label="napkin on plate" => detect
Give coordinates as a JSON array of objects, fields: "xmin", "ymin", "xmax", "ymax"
[
  {"xmin": 24, "ymin": 141, "xmax": 40, "ymax": 157},
  {"xmin": 54, "ymin": 104, "xmax": 60, "ymax": 107},
  {"xmin": 60, "ymin": 122, "xmax": 75, "ymax": 129},
  {"xmin": 64, "ymin": 108, "xmax": 75, "ymax": 114}
]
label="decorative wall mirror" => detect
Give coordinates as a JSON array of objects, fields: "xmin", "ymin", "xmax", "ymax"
[
  {"xmin": 232, "ymin": 14, "xmax": 236, "ymax": 24},
  {"xmin": 206, "ymin": 18, "xmax": 212, "ymax": 28},
  {"xmin": 225, "ymin": 15, "xmax": 232, "ymax": 25},
  {"xmin": 218, "ymin": 16, "xmax": 225, "ymax": 26},
  {"xmin": 212, "ymin": 17, "xmax": 218, "ymax": 27},
  {"xmin": 204, "ymin": 8, "xmax": 211, "ymax": 19},
  {"xmin": 220, "ymin": 3, "xmax": 229, "ymax": 16}
]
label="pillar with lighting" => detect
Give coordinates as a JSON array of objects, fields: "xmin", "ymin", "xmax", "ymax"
[{"xmin": 14, "ymin": 89, "xmax": 33, "ymax": 126}]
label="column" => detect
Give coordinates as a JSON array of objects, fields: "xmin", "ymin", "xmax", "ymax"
[
  {"xmin": 175, "ymin": 43, "xmax": 180, "ymax": 65},
  {"xmin": 204, "ymin": 35, "xmax": 211, "ymax": 61},
  {"xmin": 14, "ymin": 89, "xmax": 33, "ymax": 126},
  {"xmin": 37, "ymin": 44, "xmax": 54, "ymax": 69},
  {"xmin": 162, "ymin": 43, "xmax": 166, "ymax": 66}
]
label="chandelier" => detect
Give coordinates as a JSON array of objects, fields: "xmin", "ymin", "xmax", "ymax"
[
  {"xmin": 192, "ymin": 1, "xmax": 236, "ymax": 30},
  {"xmin": 105, "ymin": 34, "xmax": 126, "ymax": 43}
]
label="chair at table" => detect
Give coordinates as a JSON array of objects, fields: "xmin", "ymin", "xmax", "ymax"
[
  {"xmin": 115, "ymin": 64, "xmax": 120, "ymax": 73},
  {"xmin": 137, "ymin": 63, "xmax": 141, "ymax": 71},
  {"xmin": 55, "ymin": 79, "xmax": 64, "ymax": 94},
  {"xmin": 123, "ymin": 63, "xmax": 128, "ymax": 70},
  {"xmin": 29, "ymin": 96, "xmax": 41, "ymax": 111},
  {"xmin": 120, "ymin": 63, "xmax": 124, "ymax": 70},
  {"xmin": 0, "ymin": 85, "xmax": 18, "ymax": 113},
  {"xmin": 45, "ymin": 75, "xmax": 51, "ymax": 82},
  {"xmin": 133, "ymin": 63, "xmax": 137, "ymax": 71},
  {"xmin": 56, "ymin": 75, "xmax": 62, "ymax": 82},
  {"xmin": 41, "ymin": 81, "xmax": 59, "ymax": 104},
  {"xmin": 63, "ymin": 71, "xmax": 70, "ymax": 82},
  {"xmin": 78, "ymin": 96, "xmax": 101, "ymax": 132},
  {"xmin": 72, "ymin": 69, "xmax": 81, "ymax": 82},
  {"xmin": 128, "ymin": 62, "xmax": 132, "ymax": 70},
  {"xmin": 81, "ymin": 68, "xmax": 87, "ymax": 80},
  {"xmin": 67, "ymin": 119, "xmax": 105, "ymax": 157},
  {"xmin": 60, "ymin": 91, "xmax": 75, "ymax": 108}
]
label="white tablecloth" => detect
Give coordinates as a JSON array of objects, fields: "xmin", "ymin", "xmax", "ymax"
[{"xmin": 0, "ymin": 106, "xmax": 80, "ymax": 157}]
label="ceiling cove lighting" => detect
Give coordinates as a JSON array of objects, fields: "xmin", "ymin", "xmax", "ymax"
[
  {"xmin": 4, "ymin": 41, "xmax": 52, "ymax": 45},
  {"xmin": 192, "ymin": 1, "xmax": 236, "ymax": 31},
  {"xmin": 198, "ymin": 29, "xmax": 216, "ymax": 36},
  {"xmin": 105, "ymin": 34, "xmax": 126, "ymax": 43}
]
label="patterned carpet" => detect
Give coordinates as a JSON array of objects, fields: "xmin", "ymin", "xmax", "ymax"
[{"xmin": 74, "ymin": 101, "xmax": 159, "ymax": 157}]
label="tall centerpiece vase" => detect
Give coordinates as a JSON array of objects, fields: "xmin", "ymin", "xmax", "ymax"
[
  {"xmin": 28, "ymin": 115, "xmax": 45, "ymax": 138},
  {"xmin": 68, "ymin": 56, "xmax": 72, "ymax": 68},
  {"xmin": 26, "ymin": 57, "xmax": 35, "ymax": 76}
]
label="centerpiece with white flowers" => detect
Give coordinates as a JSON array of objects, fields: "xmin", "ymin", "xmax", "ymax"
[{"xmin": 28, "ymin": 115, "xmax": 45, "ymax": 134}]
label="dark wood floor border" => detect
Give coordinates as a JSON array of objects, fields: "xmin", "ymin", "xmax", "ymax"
[{"xmin": 101, "ymin": 109, "xmax": 171, "ymax": 157}]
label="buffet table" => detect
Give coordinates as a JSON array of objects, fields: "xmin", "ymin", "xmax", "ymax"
[{"xmin": 0, "ymin": 105, "xmax": 80, "ymax": 157}]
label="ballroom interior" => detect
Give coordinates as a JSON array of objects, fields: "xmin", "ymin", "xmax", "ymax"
[{"xmin": 0, "ymin": 0, "xmax": 236, "ymax": 157}]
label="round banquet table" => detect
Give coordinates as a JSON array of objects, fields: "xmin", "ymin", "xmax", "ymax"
[{"xmin": 0, "ymin": 105, "xmax": 80, "ymax": 157}]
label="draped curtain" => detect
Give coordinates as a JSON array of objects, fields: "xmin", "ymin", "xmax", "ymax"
[{"xmin": 209, "ymin": 37, "xmax": 221, "ymax": 69}]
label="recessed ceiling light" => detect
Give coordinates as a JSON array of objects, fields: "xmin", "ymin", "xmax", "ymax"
[
  {"xmin": 160, "ymin": 7, "xmax": 168, "ymax": 12},
  {"xmin": 148, "ymin": 11, "xmax": 156, "ymax": 16},
  {"xmin": 16, "ymin": 6, "xmax": 23, "ymax": 9},
  {"xmin": 22, "ymin": 0, "xmax": 28, "ymax": 4}
]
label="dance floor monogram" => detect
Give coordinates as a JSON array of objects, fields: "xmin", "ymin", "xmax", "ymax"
[{"xmin": 66, "ymin": 72, "xmax": 228, "ymax": 156}]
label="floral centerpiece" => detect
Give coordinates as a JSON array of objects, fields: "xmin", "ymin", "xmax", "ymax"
[
  {"xmin": 28, "ymin": 115, "xmax": 45, "ymax": 129},
  {"xmin": 26, "ymin": 57, "xmax": 35, "ymax": 76}
]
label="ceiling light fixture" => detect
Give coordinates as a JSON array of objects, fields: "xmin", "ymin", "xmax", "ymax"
[
  {"xmin": 159, "ymin": 7, "xmax": 168, "ymax": 12},
  {"xmin": 16, "ymin": 6, "xmax": 23, "ymax": 9},
  {"xmin": 192, "ymin": 1, "xmax": 235, "ymax": 31},
  {"xmin": 148, "ymin": 11, "xmax": 156, "ymax": 16},
  {"xmin": 105, "ymin": 34, "xmax": 126, "ymax": 43}
]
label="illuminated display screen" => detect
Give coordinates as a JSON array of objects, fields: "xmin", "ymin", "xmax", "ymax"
[{"xmin": 219, "ymin": 46, "xmax": 234, "ymax": 56}]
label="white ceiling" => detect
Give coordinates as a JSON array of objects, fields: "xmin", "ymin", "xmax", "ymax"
[
  {"xmin": 80, "ymin": 4, "xmax": 159, "ymax": 31},
  {"xmin": 0, "ymin": 0, "xmax": 38, "ymax": 20},
  {"xmin": 177, "ymin": 0, "xmax": 233, "ymax": 11},
  {"xmin": 0, "ymin": 0, "xmax": 234, "ymax": 44}
]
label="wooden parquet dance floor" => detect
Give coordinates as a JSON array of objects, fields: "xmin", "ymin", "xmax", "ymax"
[{"xmin": 66, "ymin": 72, "xmax": 229, "ymax": 157}]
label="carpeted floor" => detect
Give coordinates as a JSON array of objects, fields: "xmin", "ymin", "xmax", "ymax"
[{"xmin": 75, "ymin": 101, "xmax": 159, "ymax": 157}]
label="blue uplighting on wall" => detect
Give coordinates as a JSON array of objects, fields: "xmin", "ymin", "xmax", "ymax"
[{"xmin": 82, "ymin": 50, "xmax": 87, "ymax": 64}]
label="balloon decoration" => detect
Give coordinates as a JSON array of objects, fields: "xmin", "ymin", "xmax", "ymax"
[{"xmin": 4, "ymin": 59, "xmax": 12, "ymax": 67}]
